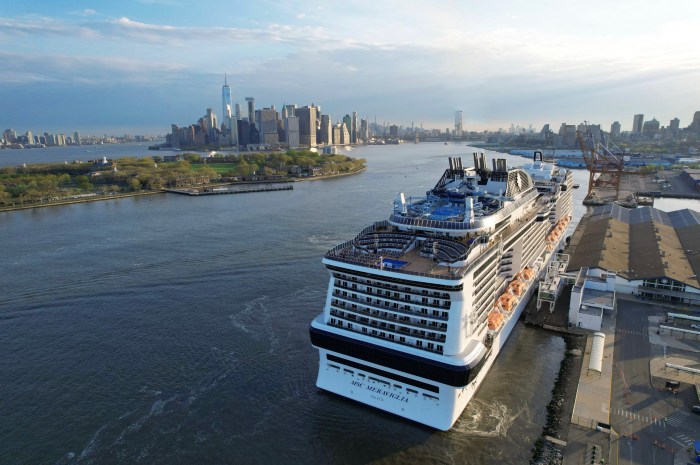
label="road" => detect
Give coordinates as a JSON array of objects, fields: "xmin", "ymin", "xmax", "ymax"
[{"xmin": 611, "ymin": 300, "xmax": 700, "ymax": 465}]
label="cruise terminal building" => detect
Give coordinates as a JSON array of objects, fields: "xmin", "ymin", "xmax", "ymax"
[{"xmin": 565, "ymin": 204, "xmax": 700, "ymax": 329}]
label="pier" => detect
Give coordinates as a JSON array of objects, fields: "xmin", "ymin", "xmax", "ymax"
[{"xmin": 166, "ymin": 184, "xmax": 293, "ymax": 196}]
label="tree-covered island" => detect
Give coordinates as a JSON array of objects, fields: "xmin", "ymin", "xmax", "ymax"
[{"xmin": 0, "ymin": 150, "xmax": 366, "ymax": 209}]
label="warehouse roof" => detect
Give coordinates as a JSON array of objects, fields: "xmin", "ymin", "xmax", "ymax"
[{"xmin": 568, "ymin": 204, "xmax": 700, "ymax": 289}]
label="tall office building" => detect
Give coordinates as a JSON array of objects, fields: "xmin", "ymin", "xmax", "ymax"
[
  {"xmin": 282, "ymin": 104, "xmax": 296, "ymax": 120},
  {"xmin": 222, "ymin": 75, "xmax": 232, "ymax": 120},
  {"xmin": 25, "ymin": 131, "xmax": 33, "ymax": 145},
  {"xmin": 642, "ymin": 117, "xmax": 659, "ymax": 135},
  {"xmin": 296, "ymin": 106, "xmax": 317, "ymax": 147},
  {"xmin": 669, "ymin": 118, "xmax": 680, "ymax": 133},
  {"xmin": 246, "ymin": 97, "xmax": 255, "ymax": 125},
  {"xmin": 319, "ymin": 114, "xmax": 332, "ymax": 145},
  {"xmin": 610, "ymin": 121, "xmax": 621, "ymax": 138},
  {"xmin": 351, "ymin": 112, "xmax": 358, "ymax": 144},
  {"xmin": 3, "ymin": 129, "xmax": 16, "ymax": 143},
  {"xmin": 690, "ymin": 111, "xmax": 700, "ymax": 133},
  {"xmin": 256, "ymin": 108, "xmax": 279, "ymax": 144},
  {"xmin": 455, "ymin": 110, "xmax": 463, "ymax": 136},
  {"xmin": 342, "ymin": 115, "xmax": 352, "ymax": 142},
  {"xmin": 632, "ymin": 114, "xmax": 644, "ymax": 134},
  {"xmin": 340, "ymin": 122, "xmax": 350, "ymax": 144},
  {"xmin": 284, "ymin": 116, "xmax": 300, "ymax": 148},
  {"xmin": 332, "ymin": 124, "xmax": 341, "ymax": 145},
  {"xmin": 360, "ymin": 119, "xmax": 369, "ymax": 143},
  {"xmin": 222, "ymin": 75, "xmax": 238, "ymax": 146},
  {"xmin": 234, "ymin": 103, "xmax": 241, "ymax": 121}
]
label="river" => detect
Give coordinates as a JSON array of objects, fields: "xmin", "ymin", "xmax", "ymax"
[{"xmin": 1, "ymin": 142, "xmax": 686, "ymax": 465}]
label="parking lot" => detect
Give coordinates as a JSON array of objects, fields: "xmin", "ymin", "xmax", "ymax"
[{"xmin": 611, "ymin": 298, "xmax": 700, "ymax": 465}]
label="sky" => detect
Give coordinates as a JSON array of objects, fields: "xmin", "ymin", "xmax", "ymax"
[{"xmin": 1, "ymin": 0, "xmax": 699, "ymax": 136}]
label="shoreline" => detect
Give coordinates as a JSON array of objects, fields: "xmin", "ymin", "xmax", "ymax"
[
  {"xmin": 0, "ymin": 166, "xmax": 366, "ymax": 213},
  {"xmin": 530, "ymin": 333, "xmax": 585, "ymax": 465}
]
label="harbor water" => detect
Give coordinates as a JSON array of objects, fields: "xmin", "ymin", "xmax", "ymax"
[{"xmin": 2, "ymin": 143, "xmax": 594, "ymax": 464}]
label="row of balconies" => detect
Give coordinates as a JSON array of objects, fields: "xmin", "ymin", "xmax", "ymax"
[
  {"xmin": 328, "ymin": 312, "xmax": 446, "ymax": 354},
  {"xmin": 332, "ymin": 274, "xmax": 451, "ymax": 300},
  {"xmin": 331, "ymin": 299, "xmax": 448, "ymax": 332},
  {"xmin": 333, "ymin": 282, "xmax": 451, "ymax": 310},
  {"xmin": 332, "ymin": 293, "xmax": 449, "ymax": 322}
]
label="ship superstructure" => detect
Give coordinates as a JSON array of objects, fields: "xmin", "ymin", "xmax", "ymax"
[{"xmin": 310, "ymin": 152, "xmax": 573, "ymax": 430}]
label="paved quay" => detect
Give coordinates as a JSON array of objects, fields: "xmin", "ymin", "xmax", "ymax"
[{"xmin": 525, "ymin": 293, "xmax": 698, "ymax": 465}]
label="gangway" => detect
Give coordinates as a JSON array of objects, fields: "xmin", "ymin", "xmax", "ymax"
[{"xmin": 536, "ymin": 253, "xmax": 571, "ymax": 312}]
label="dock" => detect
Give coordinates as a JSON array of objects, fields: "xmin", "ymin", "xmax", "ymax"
[{"xmin": 166, "ymin": 184, "xmax": 293, "ymax": 196}]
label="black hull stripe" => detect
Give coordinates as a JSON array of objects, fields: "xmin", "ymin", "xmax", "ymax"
[
  {"xmin": 310, "ymin": 326, "xmax": 483, "ymax": 387},
  {"xmin": 326, "ymin": 354, "xmax": 439, "ymax": 393}
]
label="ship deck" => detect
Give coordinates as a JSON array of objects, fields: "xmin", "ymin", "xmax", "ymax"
[{"xmin": 325, "ymin": 198, "xmax": 548, "ymax": 279}]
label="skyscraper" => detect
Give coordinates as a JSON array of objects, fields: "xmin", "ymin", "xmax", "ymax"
[
  {"xmin": 610, "ymin": 121, "xmax": 621, "ymax": 138},
  {"xmin": 360, "ymin": 119, "xmax": 369, "ymax": 143},
  {"xmin": 245, "ymin": 97, "xmax": 255, "ymax": 124},
  {"xmin": 632, "ymin": 114, "xmax": 644, "ymax": 134},
  {"xmin": 222, "ymin": 75, "xmax": 232, "ymax": 120},
  {"xmin": 351, "ymin": 112, "xmax": 358, "ymax": 144},
  {"xmin": 642, "ymin": 117, "xmax": 659, "ymax": 135},
  {"xmin": 455, "ymin": 110, "xmax": 463, "ymax": 136},
  {"xmin": 690, "ymin": 111, "xmax": 700, "ymax": 133},
  {"xmin": 318, "ymin": 114, "xmax": 331, "ymax": 145},
  {"xmin": 222, "ymin": 75, "xmax": 238, "ymax": 146},
  {"xmin": 669, "ymin": 118, "xmax": 680, "ymax": 133},
  {"xmin": 342, "ymin": 115, "xmax": 352, "ymax": 142},
  {"xmin": 284, "ymin": 116, "xmax": 299, "ymax": 148},
  {"xmin": 234, "ymin": 103, "xmax": 241, "ymax": 120},
  {"xmin": 256, "ymin": 108, "xmax": 279, "ymax": 144},
  {"xmin": 282, "ymin": 104, "xmax": 296, "ymax": 120},
  {"xmin": 296, "ymin": 106, "xmax": 317, "ymax": 147}
]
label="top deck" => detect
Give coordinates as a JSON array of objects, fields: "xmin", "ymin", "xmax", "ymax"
[{"xmin": 389, "ymin": 154, "xmax": 565, "ymax": 235}]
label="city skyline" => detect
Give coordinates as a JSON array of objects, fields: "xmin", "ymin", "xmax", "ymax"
[{"xmin": 1, "ymin": 1, "xmax": 699, "ymax": 134}]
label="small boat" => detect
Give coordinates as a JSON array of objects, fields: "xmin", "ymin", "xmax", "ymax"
[{"xmin": 573, "ymin": 184, "xmax": 580, "ymax": 189}]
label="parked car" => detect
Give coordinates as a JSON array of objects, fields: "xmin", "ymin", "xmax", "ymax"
[
  {"xmin": 692, "ymin": 405, "xmax": 700, "ymax": 414},
  {"xmin": 690, "ymin": 323, "xmax": 700, "ymax": 330}
]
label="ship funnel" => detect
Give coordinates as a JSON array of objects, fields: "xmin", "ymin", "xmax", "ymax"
[
  {"xmin": 473, "ymin": 152, "xmax": 479, "ymax": 170},
  {"xmin": 449, "ymin": 157, "xmax": 454, "ymax": 171}
]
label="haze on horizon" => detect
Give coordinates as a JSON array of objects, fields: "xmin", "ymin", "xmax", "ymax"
[{"xmin": 1, "ymin": 0, "xmax": 699, "ymax": 136}]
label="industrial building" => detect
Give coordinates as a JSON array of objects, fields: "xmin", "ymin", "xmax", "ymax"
[{"xmin": 564, "ymin": 203, "xmax": 700, "ymax": 329}]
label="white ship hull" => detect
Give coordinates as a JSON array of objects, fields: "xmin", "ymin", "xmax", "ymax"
[
  {"xmin": 311, "ymin": 231, "xmax": 567, "ymax": 430},
  {"xmin": 310, "ymin": 153, "xmax": 573, "ymax": 430}
]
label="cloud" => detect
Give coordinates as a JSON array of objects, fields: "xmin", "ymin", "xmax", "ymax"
[
  {"xmin": 2, "ymin": 4, "xmax": 700, "ymax": 132},
  {"xmin": 0, "ymin": 51, "xmax": 189, "ymax": 85},
  {"xmin": 70, "ymin": 9, "xmax": 98, "ymax": 17}
]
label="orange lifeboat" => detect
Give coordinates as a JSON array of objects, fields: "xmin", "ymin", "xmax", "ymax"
[
  {"xmin": 508, "ymin": 280, "xmax": 526, "ymax": 296},
  {"xmin": 521, "ymin": 267, "xmax": 535, "ymax": 281},
  {"xmin": 497, "ymin": 293, "xmax": 517, "ymax": 311},
  {"xmin": 488, "ymin": 311, "xmax": 504, "ymax": 330}
]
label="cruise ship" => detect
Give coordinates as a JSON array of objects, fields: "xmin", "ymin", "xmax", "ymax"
[{"xmin": 309, "ymin": 152, "xmax": 573, "ymax": 430}]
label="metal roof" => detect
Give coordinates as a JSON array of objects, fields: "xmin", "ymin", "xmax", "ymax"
[
  {"xmin": 568, "ymin": 204, "xmax": 700, "ymax": 289},
  {"xmin": 588, "ymin": 332, "xmax": 605, "ymax": 373}
]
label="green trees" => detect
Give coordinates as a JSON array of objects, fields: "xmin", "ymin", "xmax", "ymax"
[{"xmin": 0, "ymin": 150, "xmax": 365, "ymax": 208}]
